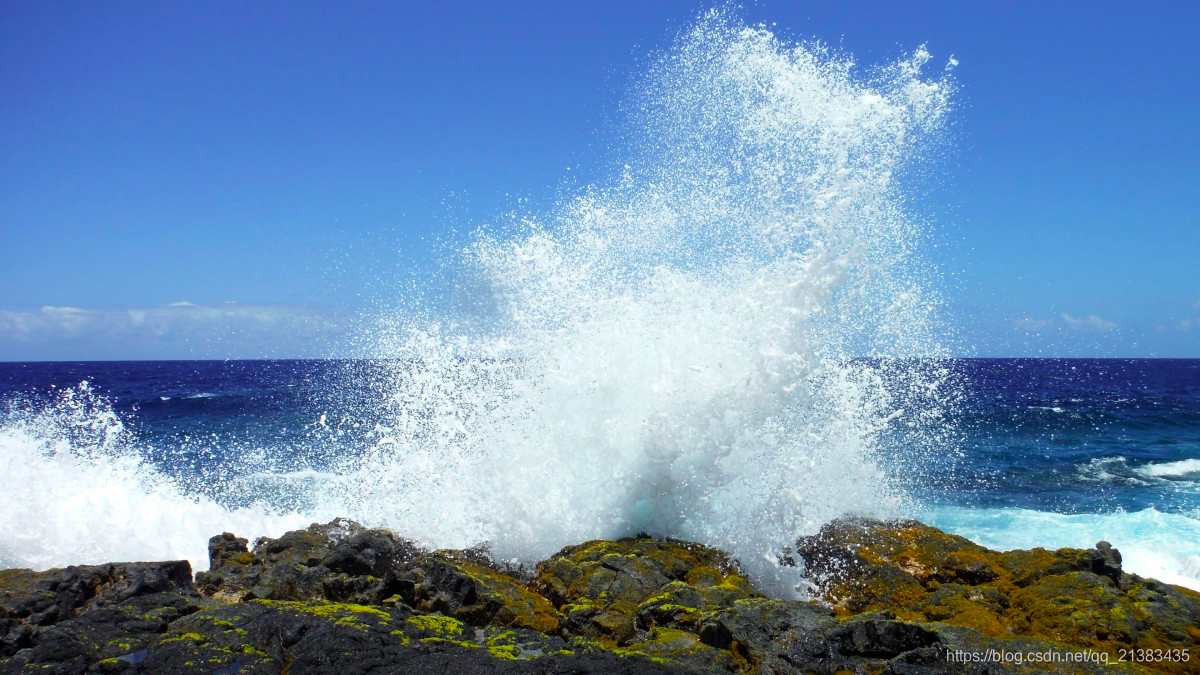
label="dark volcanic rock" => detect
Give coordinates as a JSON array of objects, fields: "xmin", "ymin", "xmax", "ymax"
[
  {"xmin": 698, "ymin": 598, "xmax": 839, "ymax": 669},
  {"xmin": 195, "ymin": 518, "xmax": 421, "ymax": 605},
  {"xmin": 1086, "ymin": 539, "xmax": 1124, "ymax": 584},
  {"xmin": 1, "ymin": 560, "xmax": 195, "ymax": 631},
  {"xmin": 3, "ymin": 518, "xmax": 1196, "ymax": 673},
  {"xmin": 830, "ymin": 617, "xmax": 940, "ymax": 657},
  {"xmin": 533, "ymin": 536, "xmax": 757, "ymax": 647},
  {"xmin": 5, "ymin": 596, "xmax": 690, "ymax": 674},
  {"xmin": 195, "ymin": 519, "xmax": 559, "ymax": 633},
  {"xmin": 0, "ymin": 560, "xmax": 201, "ymax": 673},
  {"xmin": 794, "ymin": 517, "xmax": 1200, "ymax": 672},
  {"xmin": 398, "ymin": 551, "xmax": 561, "ymax": 633}
]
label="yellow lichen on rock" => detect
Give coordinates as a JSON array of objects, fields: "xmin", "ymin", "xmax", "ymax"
[
  {"xmin": 404, "ymin": 553, "xmax": 561, "ymax": 633},
  {"xmin": 533, "ymin": 535, "xmax": 757, "ymax": 648},
  {"xmin": 795, "ymin": 517, "xmax": 1200, "ymax": 672},
  {"xmin": 405, "ymin": 613, "xmax": 466, "ymax": 639}
]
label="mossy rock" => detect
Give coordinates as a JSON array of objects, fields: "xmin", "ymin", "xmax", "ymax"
[
  {"xmin": 482, "ymin": 626, "xmax": 574, "ymax": 661},
  {"xmin": 0, "ymin": 560, "xmax": 202, "ymax": 671},
  {"xmin": 620, "ymin": 627, "xmax": 736, "ymax": 673},
  {"xmin": 637, "ymin": 575, "xmax": 757, "ymax": 632},
  {"xmin": 6, "ymin": 518, "xmax": 1196, "ymax": 673},
  {"xmin": 195, "ymin": 519, "xmax": 560, "ymax": 636},
  {"xmin": 795, "ymin": 517, "xmax": 1200, "ymax": 672},
  {"xmin": 697, "ymin": 598, "xmax": 838, "ymax": 672},
  {"xmin": 534, "ymin": 536, "xmax": 756, "ymax": 646},
  {"xmin": 194, "ymin": 518, "xmax": 421, "ymax": 605},
  {"xmin": 399, "ymin": 552, "xmax": 561, "ymax": 633},
  {"xmin": 127, "ymin": 601, "xmax": 679, "ymax": 673}
]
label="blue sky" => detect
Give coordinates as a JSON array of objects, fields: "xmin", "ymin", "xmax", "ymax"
[{"xmin": 1, "ymin": 1, "xmax": 1197, "ymax": 359}]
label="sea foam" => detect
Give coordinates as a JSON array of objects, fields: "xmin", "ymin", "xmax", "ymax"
[
  {"xmin": 1137, "ymin": 458, "xmax": 1200, "ymax": 479},
  {"xmin": 925, "ymin": 506, "xmax": 1200, "ymax": 591},
  {"xmin": 0, "ymin": 383, "xmax": 307, "ymax": 572}
]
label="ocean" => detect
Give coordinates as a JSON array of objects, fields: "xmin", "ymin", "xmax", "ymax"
[
  {"xmin": 3, "ymin": 13, "xmax": 1197, "ymax": 597},
  {"xmin": 2, "ymin": 358, "xmax": 1198, "ymax": 593}
]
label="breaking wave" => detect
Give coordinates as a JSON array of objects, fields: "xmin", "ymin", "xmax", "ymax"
[
  {"xmin": 319, "ymin": 10, "xmax": 960, "ymax": 594},
  {"xmin": 0, "ymin": 383, "xmax": 308, "ymax": 572}
]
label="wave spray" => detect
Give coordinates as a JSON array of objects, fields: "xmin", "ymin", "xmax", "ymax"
[{"xmin": 319, "ymin": 10, "xmax": 959, "ymax": 595}]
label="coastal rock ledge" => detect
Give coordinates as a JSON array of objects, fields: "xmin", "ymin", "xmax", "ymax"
[{"xmin": 3, "ymin": 518, "xmax": 1198, "ymax": 674}]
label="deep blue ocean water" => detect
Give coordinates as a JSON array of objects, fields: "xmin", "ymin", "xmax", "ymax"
[
  {"xmin": 4, "ymin": 359, "xmax": 1197, "ymax": 513},
  {"xmin": 944, "ymin": 358, "xmax": 1200, "ymax": 514},
  {"xmin": 2, "ymin": 358, "xmax": 1199, "ymax": 588}
]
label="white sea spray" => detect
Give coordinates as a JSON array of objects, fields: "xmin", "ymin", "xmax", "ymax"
[{"xmin": 313, "ymin": 10, "xmax": 961, "ymax": 595}]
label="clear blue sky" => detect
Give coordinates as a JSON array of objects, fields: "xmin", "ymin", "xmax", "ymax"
[{"xmin": 2, "ymin": 1, "xmax": 1197, "ymax": 359}]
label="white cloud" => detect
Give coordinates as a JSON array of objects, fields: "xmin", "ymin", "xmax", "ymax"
[
  {"xmin": 1156, "ymin": 318, "xmax": 1194, "ymax": 332},
  {"xmin": 1013, "ymin": 317, "xmax": 1052, "ymax": 332},
  {"xmin": 0, "ymin": 303, "xmax": 351, "ymax": 359},
  {"xmin": 1012, "ymin": 313, "xmax": 1122, "ymax": 333},
  {"xmin": 1060, "ymin": 313, "xmax": 1118, "ymax": 331}
]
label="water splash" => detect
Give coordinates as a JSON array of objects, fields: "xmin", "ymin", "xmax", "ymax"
[
  {"xmin": 322, "ymin": 10, "xmax": 960, "ymax": 595},
  {"xmin": 0, "ymin": 383, "xmax": 306, "ymax": 572}
]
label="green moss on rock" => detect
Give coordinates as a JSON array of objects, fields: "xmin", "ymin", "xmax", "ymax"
[
  {"xmin": 795, "ymin": 517, "xmax": 1200, "ymax": 672},
  {"xmin": 402, "ymin": 553, "xmax": 561, "ymax": 633},
  {"xmin": 405, "ymin": 613, "xmax": 466, "ymax": 638},
  {"xmin": 621, "ymin": 627, "xmax": 737, "ymax": 672},
  {"xmin": 533, "ymin": 535, "xmax": 756, "ymax": 646}
]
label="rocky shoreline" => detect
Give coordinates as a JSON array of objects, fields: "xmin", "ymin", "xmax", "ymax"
[{"xmin": 2, "ymin": 518, "xmax": 1197, "ymax": 673}]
